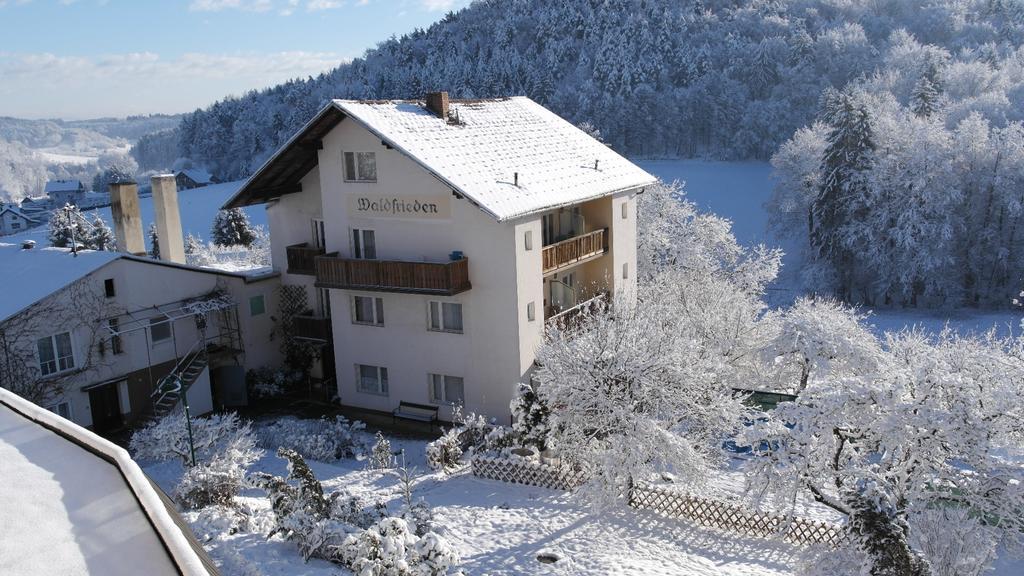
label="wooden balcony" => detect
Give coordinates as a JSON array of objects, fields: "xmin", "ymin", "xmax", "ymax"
[
  {"xmin": 315, "ymin": 254, "xmax": 471, "ymax": 296},
  {"xmin": 292, "ymin": 314, "xmax": 332, "ymax": 342},
  {"xmin": 546, "ymin": 292, "xmax": 609, "ymax": 332},
  {"xmin": 286, "ymin": 243, "xmax": 325, "ymax": 275},
  {"xmin": 542, "ymin": 228, "xmax": 608, "ymax": 275}
]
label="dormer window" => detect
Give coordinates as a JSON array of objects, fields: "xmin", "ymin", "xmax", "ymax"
[{"xmin": 344, "ymin": 151, "xmax": 377, "ymax": 182}]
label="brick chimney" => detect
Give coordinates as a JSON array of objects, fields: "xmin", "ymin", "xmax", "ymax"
[
  {"xmin": 151, "ymin": 174, "xmax": 185, "ymax": 264},
  {"xmin": 425, "ymin": 91, "xmax": 449, "ymax": 120},
  {"xmin": 109, "ymin": 182, "xmax": 145, "ymax": 255}
]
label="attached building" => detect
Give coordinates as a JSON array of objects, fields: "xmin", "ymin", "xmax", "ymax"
[
  {"xmin": 0, "ymin": 204, "xmax": 41, "ymax": 235},
  {"xmin": 225, "ymin": 94, "xmax": 655, "ymax": 423}
]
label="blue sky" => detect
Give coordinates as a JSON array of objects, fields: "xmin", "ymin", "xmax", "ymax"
[{"xmin": 0, "ymin": 0, "xmax": 470, "ymax": 119}]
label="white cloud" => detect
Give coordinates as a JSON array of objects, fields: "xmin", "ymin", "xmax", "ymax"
[
  {"xmin": 0, "ymin": 51, "xmax": 345, "ymax": 118},
  {"xmin": 306, "ymin": 0, "xmax": 342, "ymax": 10},
  {"xmin": 188, "ymin": 0, "xmax": 271, "ymax": 12},
  {"xmin": 419, "ymin": 0, "xmax": 455, "ymax": 11}
]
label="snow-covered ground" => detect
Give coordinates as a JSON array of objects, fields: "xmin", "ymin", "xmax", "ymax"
[
  {"xmin": 37, "ymin": 150, "xmax": 99, "ymax": 166},
  {"xmin": 639, "ymin": 159, "xmax": 1021, "ymax": 337}
]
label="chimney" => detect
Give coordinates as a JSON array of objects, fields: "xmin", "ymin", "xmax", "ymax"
[
  {"xmin": 109, "ymin": 182, "xmax": 146, "ymax": 255},
  {"xmin": 425, "ymin": 91, "xmax": 449, "ymax": 120},
  {"xmin": 151, "ymin": 174, "xmax": 185, "ymax": 264}
]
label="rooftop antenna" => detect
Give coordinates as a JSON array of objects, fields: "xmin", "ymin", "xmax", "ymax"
[
  {"xmin": 514, "ymin": 172, "xmax": 519, "ymax": 187},
  {"xmin": 63, "ymin": 203, "xmax": 78, "ymax": 257},
  {"xmin": 595, "ymin": 159, "xmax": 600, "ymax": 170}
]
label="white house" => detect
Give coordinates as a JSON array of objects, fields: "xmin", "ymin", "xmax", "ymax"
[
  {"xmin": 224, "ymin": 93, "xmax": 655, "ymax": 424},
  {"xmin": 0, "ymin": 387, "xmax": 217, "ymax": 575},
  {"xmin": 0, "ymin": 177, "xmax": 281, "ymax": 434},
  {"xmin": 0, "ymin": 204, "xmax": 41, "ymax": 235},
  {"xmin": 45, "ymin": 179, "xmax": 87, "ymax": 205}
]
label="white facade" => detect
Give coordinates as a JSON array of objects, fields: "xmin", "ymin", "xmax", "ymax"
[
  {"xmin": 0, "ymin": 249, "xmax": 281, "ymax": 432},
  {"xmin": 251, "ymin": 96, "xmax": 653, "ymax": 423},
  {"xmin": 0, "ymin": 206, "xmax": 39, "ymax": 236}
]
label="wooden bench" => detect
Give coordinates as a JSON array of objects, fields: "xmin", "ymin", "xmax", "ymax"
[{"xmin": 392, "ymin": 401, "xmax": 439, "ymax": 430}]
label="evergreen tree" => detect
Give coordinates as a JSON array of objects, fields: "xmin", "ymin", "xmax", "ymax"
[
  {"xmin": 149, "ymin": 222, "xmax": 160, "ymax": 259},
  {"xmin": 811, "ymin": 89, "xmax": 875, "ymax": 299},
  {"xmin": 211, "ymin": 208, "xmax": 257, "ymax": 247},
  {"xmin": 48, "ymin": 204, "xmax": 91, "ymax": 249},
  {"xmin": 88, "ymin": 213, "xmax": 116, "ymax": 251},
  {"xmin": 910, "ymin": 74, "xmax": 940, "ymax": 117},
  {"xmin": 184, "ymin": 233, "xmax": 203, "ymax": 255}
]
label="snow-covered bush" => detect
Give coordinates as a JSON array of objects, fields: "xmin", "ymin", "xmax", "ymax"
[
  {"xmin": 370, "ymin": 431, "xmax": 393, "ymax": 470},
  {"xmin": 130, "ymin": 410, "xmax": 256, "ymax": 466},
  {"xmin": 187, "ymin": 225, "xmax": 270, "ymax": 271},
  {"xmin": 246, "ymin": 366, "xmax": 300, "ymax": 399},
  {"xmin": 254, "ymin": 416, "xmax": 366, "ymax": 461},
  {"xmin": 339, "ymin": 517, "xmax": 461, "ymax": 576},
  {"xmin": 426, "ymin": 428, "xmax": 463, "ymax": 472},
  {"xmin": 175, "ymin": 431, "xmax": 261, "ymax": 509},
  {"xmin": 908, "ymin": 507, "xmax": 999, "ymax": 576}
]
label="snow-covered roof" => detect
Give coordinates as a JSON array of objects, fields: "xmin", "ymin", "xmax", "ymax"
[
  {"xmin": 178, "ymin": 168, "xmax": 214, "ymax": 185},
  {"xmin": 0, "ymin": 243, "xmax": 120, "ymax": 323},
  {"xmin": 0, "ymin": 205, "xmax": 40, "ymax": 222},
  {"xmin": 0, "ymin": 388, "xmax": 216, "ymax": 575},
  {"xmin": 225, "ymin": 97, "xmax": 656, "ymax": 221},
  {"xmin": 45, "ymin": 179, "xmax": 84, "ymax": 194}
]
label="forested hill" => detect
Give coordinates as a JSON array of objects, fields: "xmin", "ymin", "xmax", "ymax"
[{"xmin": 177, "ymin": 0, "xmax": 1024, "ymax": 181}]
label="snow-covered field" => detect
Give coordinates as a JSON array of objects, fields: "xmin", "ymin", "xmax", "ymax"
[{"xmin": 639, "ymin": 159, "xmax": 1021, "ymax": 337}]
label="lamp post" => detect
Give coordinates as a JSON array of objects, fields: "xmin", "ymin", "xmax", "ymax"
[
  {"xmin": 181, "ymin": 374, "xmax": 196, "ymax": 467},
  {"xmin": 63, "ymin": 204, "xmax": 78, "ymax": 257}
]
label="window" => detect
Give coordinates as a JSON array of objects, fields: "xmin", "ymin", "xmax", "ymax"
[
  {"xmin": 12, "ymin": 222, "xmax": 21, "ymax": 230},
  {"xmin": 621, "ymin": 202, "xmax": 628, "ymax": 219},
  {"xmin": 352, "ymin": 229, "xmax": 376, "ymax": 259},
  {"xmin": 48, "ymin": 402, "xmax": 71, "ymax": 420},
  {"xmin": 311, "ymin": 219, "xmax": 326, "ymax": 250},
  {"xmin": 527, "ymin": 301, "xmax": 536, "ymax": 322},
  {"xmin": 37, "ymin": 332, "xmax": 74, "ymax": 376},
  {"xmin": 108, "ymin": 318, "xmax": 123, "ymax": 355},
  {"xmin": 249, "ymin": 294, "xmax": 266, "ymax": 316},
  {"xmin": 428, "ymin": 301, "xmax": 463, "ymax": 333},
  {"xmin": 150, "ymin": 315, "xmax": 171, "ymax": 343},
  {"xmin": 623, "ymin": 262, "xmax": 629, "ymax": 279},
  {"xmin": 429, "ymin": 373, "xmax": 464, "ymax": 405},
  {"xmin": 344, "ymin": 151, "xmax": 377, "ymax": 182},
  {"xmin": 352, "ymin": 295, "xmax": 384, "ymax": 326},
  {"xmin": 104, "ymin": 278, "xmax": 116, "ymax": 298},
  {"xmin": 318, "ymin": 288, "xmax": 332, "ymax": 318},
  {"xmin": 524, "ymin": 230, "xmax": 533, "ymax": 251},
  {"xmin": 356, "ymin": 364, "xmax": 388, "ymax": 395}
]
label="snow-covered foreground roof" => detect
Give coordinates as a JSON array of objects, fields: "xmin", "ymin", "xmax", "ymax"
[
  {"xmin": 0, "ymin": 388, "xmax": 216, "ymax": 575},
  {"xmin": 0, "ymin": 243, "xmax": 119, "ymax": 323},
  {"xmin": 226, "ymin": 97, "xmax": 656, "ymax": 221}
]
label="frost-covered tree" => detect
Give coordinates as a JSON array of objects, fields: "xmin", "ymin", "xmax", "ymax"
[
  {"xmin": 148, "ymin": 222, "xmax": 160, "ymax": 259},
  {"xmin": 175, "ymin": 428, "xmax": 261, "ymax": 509},
  {"xmin": 211, "ymin": 208, "xmax": 256, "ymax": 247},
  {"xmin": 87, "ymin": 213, "xmax": 116, "ymax": 251},
  {"xmin": 184, "ymin": 233, "xmax": 203, "ymax": 255},
  {"xmin": 745, "ymin": 329, "xmax": 1024, "ymax": 575},
  {"xmin": 91, "ymin": 154, "xmax": 137, "ymax": 193},
  {"xmin": 47, "ymin": 204, "xmax": 91, "ymax": 249},
  {"xmin": 811, "ymin": 88, "xmax": 875, "ymax": 301},
  {"xmin": 509, "ymin": 382, "xmax": 550, "ymax": 451},
  {"xmin": 130, "ymin": 410, "xmax": 255, "ymax": 466}
]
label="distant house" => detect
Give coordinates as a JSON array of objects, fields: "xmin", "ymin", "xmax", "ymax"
[
  {"xmin": 45, "ymin": 179, "xmax": 87, "ymax": 206},
  {"xmin": 175, "ymin": 169, "xmax": 216, "ymax": 190},
  {"xmin": 0, "ymin": 204, "xmax": 41, "ymax": 236},
  {"xmin": 0, "ymin": 387, "xmax": 218, "ymax": 575}
]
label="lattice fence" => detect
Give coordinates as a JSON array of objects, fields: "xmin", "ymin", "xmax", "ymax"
[
  {"xmin": 471, "ymin": 455, "xmax": 587, "ymax": 491},
  {"xmin": 470, "ymin": 455, "xmax": 847, "ymax": 547},
  {"xmin": 629, "ymin": 484, "xmax": 847, "ymax": 547}
]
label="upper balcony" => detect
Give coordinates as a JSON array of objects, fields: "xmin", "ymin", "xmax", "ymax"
[
  {"xmin": 542, "ymin": 228, "xmax": 608, "ymax": 275},
  {"xmin": 292, "ymin": 313, "xmax": 332, "ymax": 342},
  {"xmin": 286, "ymin": 243, "xmax": 326, "ymax": 276},
  {"xmin": 314, "ymin": 254, "xmax": 471, "ymax": 296}
]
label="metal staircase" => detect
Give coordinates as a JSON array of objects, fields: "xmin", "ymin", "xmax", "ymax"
[{"xmin": 150, "ymin": 341, "xmax": 208, "ymax": 419}]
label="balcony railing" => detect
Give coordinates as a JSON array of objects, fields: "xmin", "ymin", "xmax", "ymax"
[
  {"xmin": 286, "ymin": 243, "xmax": 326, "ymax": 275},
  {"xmin": 545, "ymin": 292, "xmax": 609, "ymax": 331},
  {"xmin": 315, "ymin": 254, "xmax": 471, "ymax": 296},
  {"xmin": 542, "ymin": 228, "xmax": 608, "ymax": 274},
  {"xmin": 292, "ymin": 314, "xmax": 332, "ymax": 342}
]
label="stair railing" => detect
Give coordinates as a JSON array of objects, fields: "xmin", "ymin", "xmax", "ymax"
[{"xmin": 151, "ymin": 339, "xmax": 207, "ymax": 407}]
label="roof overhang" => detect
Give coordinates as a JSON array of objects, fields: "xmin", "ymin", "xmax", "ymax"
[{"xmin": 222, "ymin": 103, "xmax": 346, "ymax": 209}]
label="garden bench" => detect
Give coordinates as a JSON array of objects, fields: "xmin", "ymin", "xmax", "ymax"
[{"xmin": 392, "ymin": 401, "xmax": 439, "ymax": 430}]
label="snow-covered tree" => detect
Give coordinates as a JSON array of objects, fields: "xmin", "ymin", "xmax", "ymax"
[
  {"xmin": 184, "ymin": 233, "xmax": 203, "ymax": 255},
  {"xmin": 91, "ymin": 154, "xmax": 137, "ymax": 193},
  {"xmin": 509, "ymin": 381, "xmax": 551, "ymax": 451},
  {"xmin": 148, "ymin": 222, "xmax": 160, "ymax": 259},
  {"xmin": 87, "ymin": 213, "xmax": 116, "ymax": 251},
  {"xmin": 130, "ymin": 410, "xmax": 256, "ymax": 466},
  {"xmin": 745, "ymin": 329, "xmax": 1024, "ymax": 575},
  {"xmin": 370, "ymin": 431, "xmax": 393, "ymax": 470},
  {"xmin": 175, "ymin": 428, "xmax": 261, "ymax": 509},
  {"xmin": 48, "ymin": 204, "xmax": 91, "ymax": 249},
  {"xmin": 211, "ymin": 208, "xmax": 257, "ymax": 247}
]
